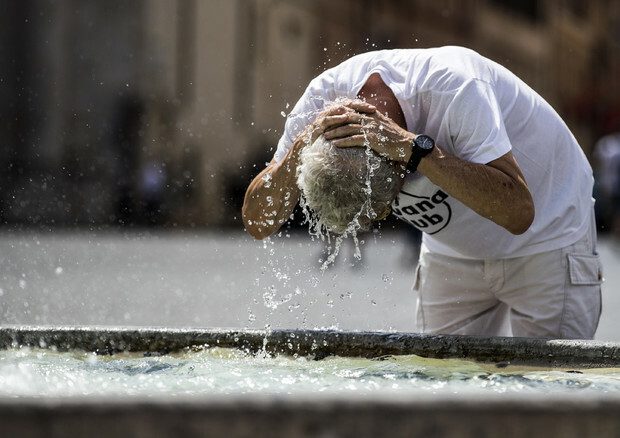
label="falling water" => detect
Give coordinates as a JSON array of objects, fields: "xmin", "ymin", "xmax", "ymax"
[{"xmin": 297, "ymin": 107, "xmax": 383, "ymax": 271}]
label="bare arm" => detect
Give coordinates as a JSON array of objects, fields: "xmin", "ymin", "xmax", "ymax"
[
  {"xmin": 242, "ymin": 101, "xmax": 377, "ymax": 239},
  {"xmin": 417, "ymin": 146, "xmax": 534, "ymax": 235},
  {"xmin": 241, "ymin": 135, "xmax": 305, "ymax": 240},
  {"xmin": 323, "ymin": 110, "xmax": 535, "ymax": 235}
]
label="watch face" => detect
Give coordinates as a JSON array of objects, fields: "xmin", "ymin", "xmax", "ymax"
[{"xmin": 416, "ymin": 135, "xmax": 435, "ymax": 151}]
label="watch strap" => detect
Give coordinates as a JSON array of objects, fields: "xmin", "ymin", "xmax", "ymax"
[{"xmin": 406, "ymin": 148, "xmax": 424, "ymax": 173}]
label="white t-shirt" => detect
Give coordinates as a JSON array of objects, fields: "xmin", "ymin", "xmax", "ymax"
[{"xmin": 274, "ymin": 46, "xmax": 594, "ymax": 259}]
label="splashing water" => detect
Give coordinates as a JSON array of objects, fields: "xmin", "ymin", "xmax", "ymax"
[
  {"xmin": 3, "ymin": 347, "xmax": 620, "ymax": 397},
  {"xmin": 257, "ymin": 237, "xmax": 306, "ymax": 315},
  {"xmin": 298, "ymin": 107, "xmax": 383, "ymax": 271}
]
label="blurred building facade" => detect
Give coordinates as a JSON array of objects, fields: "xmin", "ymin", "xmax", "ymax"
[{"xmin": 1, "ymin": 0, "xmax": 619, "ymax": 228}]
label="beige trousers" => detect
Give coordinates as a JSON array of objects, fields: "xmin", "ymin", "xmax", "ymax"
[{"xmin": 414, "ymin": 214, "xmax": 603, "ymax": 339}]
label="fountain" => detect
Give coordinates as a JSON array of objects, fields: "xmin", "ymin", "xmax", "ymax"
[{"xmin": 1, "ymin": 326, "xmax": 620, "ymax": 437}]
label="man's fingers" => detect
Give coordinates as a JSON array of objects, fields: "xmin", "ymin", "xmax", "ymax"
[
  {"xmin": 321, "ymin": 112, "xmax": 364, "ymax": 130},
  {"xmin": 323, "ymin": 104, "xmax": 353, "ymax": 116},
  {"xmin": 325, "ymin": 107, "xmax": 348, "ymax": 116},
  {"xmin": 332, "ymin": 134, "xmax": 367, "ymax": 148},
  {"xmin": 314, "ymin": 102, "xmax": 376, "ymax": 137},
  {"xmin": 321, "ymin": 114, "xmax": 349, "ymax": 128},
  {"xmin": 322, "ymin": 99, "xmax": 376, "ymax": 116},
  {"xmin": 345, "ymin": 100, "xmax": 376, "ymax": 114},
  {"xmin": 323, "ymin": 124, "xmax": 364, "ymax": 140}
]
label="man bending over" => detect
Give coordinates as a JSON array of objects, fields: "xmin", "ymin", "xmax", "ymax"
[{"xmin": 243, "ymin": 46, "xmax": 603, "ymax": 339}]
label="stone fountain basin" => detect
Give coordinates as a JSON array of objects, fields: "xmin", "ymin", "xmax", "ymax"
[{"xmin": 1, "ymin": 326, "xmax": 620, "ymax": 438}]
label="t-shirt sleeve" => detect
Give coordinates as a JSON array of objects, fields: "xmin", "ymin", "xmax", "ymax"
[
  {"xmin": 445, "ymin": 79, "xmax": 512, "ymax": 164},
  {"xmin": 272, "ymin": 82, "xmax": 330, "ymax": 164}
]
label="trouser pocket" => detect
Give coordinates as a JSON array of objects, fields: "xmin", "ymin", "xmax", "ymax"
[
  {"xmin": 567, "ymin": 253, "xmax": 603, "ymax": 285},
  {"xmin": 561, "ymin": 253, "xmax": 603, "ymax": 339}
]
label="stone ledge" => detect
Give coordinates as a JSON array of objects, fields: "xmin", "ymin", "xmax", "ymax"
[
  {"xmin": 2, "ymin": 393, "xmax": 620, "ymax": 438},
  {"xmin": 2, "ymin": 325, "xmax": 620, "ymax": 367}
]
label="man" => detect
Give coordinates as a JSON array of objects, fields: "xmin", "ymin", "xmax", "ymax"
[{"xmin": 243, "ymin": 46, "xmax": 603, "ymax": 339}]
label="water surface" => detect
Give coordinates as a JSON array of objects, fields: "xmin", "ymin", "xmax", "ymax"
[{"xmin": 2, "ymin": 347, "xmax": 619, "ymax": 397}]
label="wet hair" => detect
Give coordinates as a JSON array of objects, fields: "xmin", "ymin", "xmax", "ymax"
[{"xmin": 296, "ymin": 135, "xmax": 403, "ymax": 234}]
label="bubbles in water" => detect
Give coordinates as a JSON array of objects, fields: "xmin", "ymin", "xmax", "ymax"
[
  {"xmin": 309, "ymin": 276, "xmax": 320, "ymax": 288},
  {"xmin": 3, "ymin": 346, "xmax": 620, "ymax": 397},
  {"xmin": 261, "ymin": 173, "xmax": 272, "ymax": 188}
]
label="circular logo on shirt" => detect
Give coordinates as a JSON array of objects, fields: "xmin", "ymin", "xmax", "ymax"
[{"xmin": 392, "ymin": 189, "xmax": 452, "ymax": 234}]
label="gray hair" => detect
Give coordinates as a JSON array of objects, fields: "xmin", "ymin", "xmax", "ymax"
[{"xmin": 296, "ymin": 135, "xmax": 403, "ymax": 234}]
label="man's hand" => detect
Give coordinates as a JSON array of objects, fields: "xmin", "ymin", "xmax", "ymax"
[
  {"xmin": 312, "ymin": 100, "xmax": 378, "ymax": 142},
  {"xmin": 321, "ymin": 109, "xmax": 415, "ymax": 163}
]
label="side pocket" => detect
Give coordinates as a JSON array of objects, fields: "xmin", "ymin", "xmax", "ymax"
[
  {"xmin": 563, "ymin": 253, "xmax": 603, "ymax": 338},
  {"xmin": 567, "ymin": 254, "xmax": 603, "ymax": 285}
]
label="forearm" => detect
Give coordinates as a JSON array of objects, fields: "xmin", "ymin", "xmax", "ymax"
[
  {"xmin": 418, "ymin": 146, "xmax": 534, "ymax": 235},
  {"xmin": 319, "ymin": 107, "xmax": 534, "ymax": 234},
  {"xmin": 242, "ymin": 139, "xmax": 304, "ymax": 239}
]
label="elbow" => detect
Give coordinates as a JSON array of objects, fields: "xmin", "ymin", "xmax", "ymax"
[
  {"xmin": 242, "ymin": 211, "xmax": 266, "ymax": 241},
  {"xmin": 507, "ymin": 198, "xmax": 535, "ymax": 235},
  {"xmin": 246, "ymin": 228, "xmax": 270, "ymax": 240},
  {"xmin": 245, "ymin": 222, "xmax": 272, "ymax": 240},
  {"xmin": 241, "ymin": 204, "xmax": 274, "ymax": 240}
]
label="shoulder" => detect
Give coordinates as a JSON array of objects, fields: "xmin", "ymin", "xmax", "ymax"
[{"xmin": 421, "ymin": 46, "xmax": 495, "ymax": 89}]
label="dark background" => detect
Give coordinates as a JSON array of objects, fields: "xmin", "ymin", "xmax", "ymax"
[{"xmin": 1, "ymin": 0, "xmax": 619, "ymax": 231}]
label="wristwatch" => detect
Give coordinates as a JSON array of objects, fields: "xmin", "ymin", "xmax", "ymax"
[{"xmin": 406, "ymin": 134, "xmax": 435, "ymax": 173}]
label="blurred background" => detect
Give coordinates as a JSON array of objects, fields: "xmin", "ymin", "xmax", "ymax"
[
  {"xmin": 1, "ymin": 0, "xmax": 620, "ymax": 339},
  {"xmin": 2, "ymin": 0, "xmax": 620, "ymax": 229}
]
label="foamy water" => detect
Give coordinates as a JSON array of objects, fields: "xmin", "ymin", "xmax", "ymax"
[{"xmin": 2, "ymin": 347, "xmax": 620, "ymax": 397}]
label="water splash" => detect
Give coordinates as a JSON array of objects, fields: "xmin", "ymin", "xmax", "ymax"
[
  {"xmin": 3, "ymin": 347, "xmax": 620, "ymax": 397},
  {"xmin": 298, "ymin": 110, "xmax": 382, "ymax": 271},
  {"xmin": 261, "ymin": 173, "xmax": 272, "ymax": 188}
]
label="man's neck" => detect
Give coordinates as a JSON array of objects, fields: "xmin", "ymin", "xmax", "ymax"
[{"xmin": 357, "ymin": 73, "xmax": 407, "ymax": 130}]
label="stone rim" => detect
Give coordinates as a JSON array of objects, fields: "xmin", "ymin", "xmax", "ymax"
[{"xmin": 1, "ymin": 325, "xmax": 620, "ymax": 368}]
